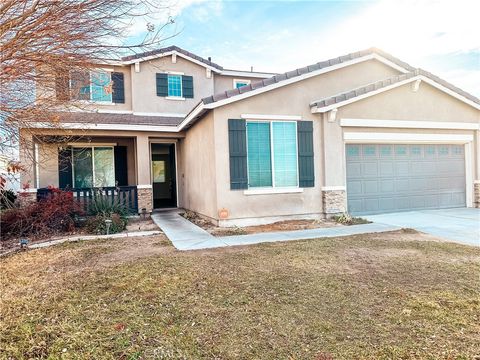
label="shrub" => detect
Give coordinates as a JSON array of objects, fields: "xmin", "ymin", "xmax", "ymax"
[
  {"xmin": 88, "ymin": 189, "xmax": 130, "ymax": 218},
  {"xmin": 86, "ymin": 213, "xmax": 127, "ymax": 235},
  {"xmin": 332, "ymin": 213, "xmax": 371, "ymax": 226},
  {"xmin": 85, "ymin": 189, "xmax": 130, "ymax": 235},
  {"xmin": 0, "ymin": 188, "xmax": 83, "ymax": 239},
  {"xmin": 0, "ymin": 189, "xmax": 17, "ymax": 210}
]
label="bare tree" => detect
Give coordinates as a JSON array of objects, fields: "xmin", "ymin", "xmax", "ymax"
[{"xmin": 0, "ymin": 0, "xmax": 177, "ymax": 195}]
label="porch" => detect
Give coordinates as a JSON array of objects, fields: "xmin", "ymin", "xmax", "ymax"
[{"xmin": 20, "ymin": 131, "xmax": 184, "ymax": 214}]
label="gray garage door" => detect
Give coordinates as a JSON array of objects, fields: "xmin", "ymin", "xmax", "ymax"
[{"xmin": 346, "ymin": 144, "xmax": 466, "ymax": 215}]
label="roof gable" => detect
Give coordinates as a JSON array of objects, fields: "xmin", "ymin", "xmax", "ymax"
[
  {"xmin": 310, "ymin": 69, "xmax": 480, "ymax": 112},
  {"xmin": 121, "ymin": 45, "xmax": 224, "ymax": 71}
]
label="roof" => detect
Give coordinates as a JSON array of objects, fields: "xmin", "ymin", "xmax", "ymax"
[
  {"xmin": 121, "ymin": 45, "xmax": 224, "ymax": 70},
  {"xmin": 201, "ymin": 47, "xmax": 415, "ymax": 106},
  {"xmin": 310, "ymin": 69, "xmax": 480, "ymax": 111},
  {"xmin": 59, "ymin": 112, "xmax": 183, "ymax": 126}
]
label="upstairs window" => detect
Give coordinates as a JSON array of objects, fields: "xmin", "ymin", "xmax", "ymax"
[
  {"xmin": 167, "ymin": 74, "xmax": 183, "ymax": 97},
  {"xmin": 71, "ymin": 70, "xmax": 112, "ymax": 103},
  {"xmin": 234, "ymin": 79, "xmax": 251, "ymax": 89}
]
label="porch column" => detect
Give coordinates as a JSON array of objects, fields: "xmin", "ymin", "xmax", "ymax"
[
  {"xmin": 474, "ymin": 129, "xmax": 480, "ymax": 208},
  {"xmin": 135, "ymin": 134, "xmax": 153, "ymax": 213},
  {"xmin": 18, "ymin": 130, "xmax": 38, "ymax": 205},
  {"xmin": 321, "ymin": 112, "xmax": 346, "ymax": 217}
]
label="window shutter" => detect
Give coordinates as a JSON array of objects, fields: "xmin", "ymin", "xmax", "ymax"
[
  {"xmin": 228, "ymin": 119, "xmax": 248, "ymax": 190},
  {"xmin": 182, "ymin": 75, "xmax": 194, "ymax": 98},
  {"xmin": 111, "ymin": 72, "xmax": 125, "ymax": 103},
  {"xmin": 156, "ymin": 73, "xmax": 168, "ymax": 97},
  {"xmin": 114, "ymin": 146, "xmax": 128, "ymax": 186},
  {"xmin": 70, "ymin": 71, "xmax": 90, "ymax": 100},
  {"xmin": 58, "ymin": 147, "xmax": 73, "ymax": 189},
  {"xmin": 55, "ymin": 70, "xmax": 70, "ymax": 100},
  {"xmin": 297, "ymin": 121, "xmax": 315, "ymax": 187}
]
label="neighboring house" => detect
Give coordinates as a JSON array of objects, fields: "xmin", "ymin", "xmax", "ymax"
[{"xmin": 19, "ymin": 46, "xmax": 480, "ymax": 226}]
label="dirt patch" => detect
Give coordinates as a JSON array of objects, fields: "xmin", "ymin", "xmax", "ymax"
[
  {"xmin": 0, "ymin": 217, "xmax": 160, "ymax": 256},
  {"xmin": 181, "ymin": 211, "xmax": 341, "ymax": 237}
]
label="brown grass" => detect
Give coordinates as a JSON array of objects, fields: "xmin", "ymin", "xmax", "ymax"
[{"xmin": 1, "ymin": 231, "xmax": 479, "ymax": 359}]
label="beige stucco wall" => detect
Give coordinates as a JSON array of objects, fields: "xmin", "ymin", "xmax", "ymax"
[
  {"xmin": 213, "ymin": 74, "xmax": 268, "ymax": 94},
  {"xmin": 179, "ymin": 59, "xmax": 480, "ymax": 222},
  {"xmin": 199, "ymin": 59, "xmax": 401, "ymax": 221},
  {"xmin": 336, "ymin": 81, "xmax": 480, "ymax": 122},
  {"xmin": 178, "ymin": 112, "xmax": 218, "ymax": 219},
  {"xmin": 130, "ymin": 56, "xmax": 214, "ymax": 114}
]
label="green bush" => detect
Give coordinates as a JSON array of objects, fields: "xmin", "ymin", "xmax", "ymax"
[
  {"xmin": 88, "ymin": 190, "xmax": 130, "ymax": 218},
  {"xmin": 86, "ymin": 213, "xmax": 127, "ymax": 235},
  {"xmin": 86, "ymin": 190, "xmax": 130, "ymax": 235}
]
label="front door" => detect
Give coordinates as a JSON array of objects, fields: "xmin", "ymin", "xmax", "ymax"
[{"xmin": 151, "ymin": 143, "xmax": 176, "ymax": 208}]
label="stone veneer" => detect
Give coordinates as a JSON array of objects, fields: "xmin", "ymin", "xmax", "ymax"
[
  {"xmin": 322, "ymin": 189, "xmax": 347, "ymax": 217},
  {"xmin": 17, "ymin": 190, "xmax": 37, "ymax": 207},
  {"xmin": 474, "ymin": 181, "xmax": 480, "ymax": 208},
  {"xmin": 137, "ymin": 187, "xmax": 153, "ymax": 214}
]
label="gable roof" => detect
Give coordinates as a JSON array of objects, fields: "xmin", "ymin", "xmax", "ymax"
[
  {"xmin": 310, "ymin": 69, "xmax": 480, "ymax": 112},
  {"xmin": 200, "ymin": 48, "xmax": 415, "ymax": 107},
  {"xmin": 121, "ymin": 45, "xmax": 224, "ymax": 70}
]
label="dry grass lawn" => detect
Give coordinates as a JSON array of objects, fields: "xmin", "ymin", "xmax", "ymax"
[{"xmin": 1, "ymin": 230, "xmax": 479, "ymax": 359}]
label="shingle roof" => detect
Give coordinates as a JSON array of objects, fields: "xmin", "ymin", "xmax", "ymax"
[
  {"xmin": 59, "ymin": 112, "xmax": 183, "ymax": 126},
  {"xmin": 121, "ymin": 45, "xmax": 223, "ymax": 70},
  {"xmin": 201, "ymin": 47, "xmax": 416, "ymax": 105},
  {"xmin": 310, "ymin": 69, "xmax": 480, "ymax": 109}
]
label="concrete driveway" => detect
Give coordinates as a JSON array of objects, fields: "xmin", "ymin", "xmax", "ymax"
[{"xmin": 365, "ymin": 208, "xmax": 480, "ymax": 246}]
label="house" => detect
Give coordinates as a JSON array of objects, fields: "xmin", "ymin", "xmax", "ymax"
[{"xmin": 19, "ymin": 46, "xmax": 480, "ymax": 226}]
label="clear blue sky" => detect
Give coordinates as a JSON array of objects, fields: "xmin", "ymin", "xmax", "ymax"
[{"xmin": 128, "ymin": 0, "xmax": 480, "ymax": 96}]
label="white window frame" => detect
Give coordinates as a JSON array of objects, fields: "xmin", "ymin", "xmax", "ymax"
[
  {"xmin": 233, "ymin": 79, "xmax": 251, "ymax": 89},
  {"xmin": 167, "ymin": 74, "xmax": 183, "ymax": 99},
  {"xmin": 71, "ymin": 145, "xmax": 116, "ymax": 188},
  {"xmin": 245, "ymin": 119, "xmax": 299, "ymax": 191}
]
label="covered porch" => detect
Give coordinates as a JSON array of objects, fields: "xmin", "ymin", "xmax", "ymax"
[{"xmin": 20, "ymin": 129, "xmax": 185, "ymax": 214}]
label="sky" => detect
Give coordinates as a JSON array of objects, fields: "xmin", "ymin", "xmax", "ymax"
[{"xmin": 126, "ymin": 0, "xmax": 480, "ymax": 97}]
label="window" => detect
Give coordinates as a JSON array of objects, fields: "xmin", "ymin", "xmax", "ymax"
[
  {"xmin": 234, "ymin": 79, "xmax": 251, "ymax": 89},
  {"xmin": 91, "ymin": 71, "xmax": 112, "ymax": 102},
  {"xmin": 72, "ymin": 70, "xmax": 112, "ymax": 102},
  {"xmin": 167, "ymin": 74, "xmax": 182, "ymax": 97},
  {"xmin": 72, "ymin": 147, "xmax": 115, "ymax": 188},
  {"xmin": 363, "ymin": 145, "xmax": 376, "ymax": 156},
  {"xmin": 246, "ymin": 121, "xmax": 298, "ymax": 188}
]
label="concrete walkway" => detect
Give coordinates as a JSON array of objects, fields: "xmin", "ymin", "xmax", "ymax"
[
  {"xmin": 364, "ymin": 208, "xmax": 480, "ymax": 247},
  {"xmin": 151, "ymin": 210, "xmax": 400, "ymax": 251}
]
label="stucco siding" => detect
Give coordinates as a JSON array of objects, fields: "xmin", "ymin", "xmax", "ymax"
[
  {"xmin": 130, "ymin": 56, "xmax": 214, "ymax": 114},
  {"xmin": 179, "ymin": 112, "xmax": 218, "ymax": 219},
  {"xmin": 336, "ymin": 81, "xmax": 480, "ymax": 123},
  {"xmin": 213, "ymin": 74, "xmax": 269, "ymax": 94}
]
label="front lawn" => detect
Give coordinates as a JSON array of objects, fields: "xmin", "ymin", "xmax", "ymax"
[{"xmin": 1, "ymin": 231, "xmax": 479, "ymax": 359}]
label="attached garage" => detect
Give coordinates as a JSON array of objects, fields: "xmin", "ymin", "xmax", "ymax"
[{"xmin": 346, "ymin": 144, "xmax": 466, "ymax": 215}]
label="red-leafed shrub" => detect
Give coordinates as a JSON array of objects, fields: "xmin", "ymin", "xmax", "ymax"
[{"xmin": 1, "ymin": 188, "xmax": 83, "ymax": 240}]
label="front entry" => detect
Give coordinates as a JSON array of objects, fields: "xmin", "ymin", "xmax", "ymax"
[{"xmin": 151, "ymin": 143, "xmax": 177, "ymax": 208}]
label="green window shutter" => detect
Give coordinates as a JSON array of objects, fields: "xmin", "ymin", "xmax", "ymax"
[
  {"xmin": 156, "ymin": 73, "xmax": 168, "ymax": 97},
  {"xmin": 114, "ymin": 146, "xmax": 128, "ymax": 186},
  {"xmin": 182, "ymin": 75, "xmax": 194, "ymax": 98},
  {"xmin": 228, "ymin": 119, "xmax": 248, "ymax": 190},
  {"xmin": 111, "ymin": 72, "xmax": 125, "ymax": 103},
  {"xmin": 297, "ymin": 121, "xmax": 315, "ymax": 187},
  {"xmin": 58, "ymin": 146, "xmax": 73, "ymax": 189}
]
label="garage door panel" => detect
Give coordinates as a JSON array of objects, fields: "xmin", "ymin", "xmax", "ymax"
[{"xmin": 346, "ymin": 144, "xmax": 466, "ymax": 215}]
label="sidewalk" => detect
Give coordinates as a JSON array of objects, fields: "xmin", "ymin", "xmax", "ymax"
[{"xmin": 151, "ymin": 210, "xmax": 401, "ymax": 251}]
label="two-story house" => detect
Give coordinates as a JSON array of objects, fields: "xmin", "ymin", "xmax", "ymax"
[{"xmin": 19, "ymin": 46, "xmax": 480, "ymax": 226}]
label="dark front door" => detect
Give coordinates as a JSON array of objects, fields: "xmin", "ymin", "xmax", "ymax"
[{"xmin": 151, "ymin": 143, "xmax": 176, "ymax": 208}]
